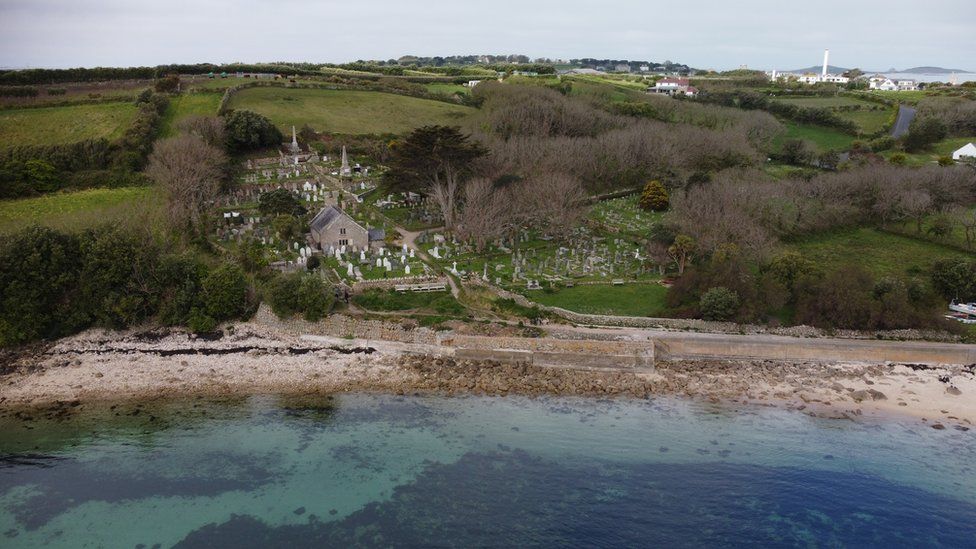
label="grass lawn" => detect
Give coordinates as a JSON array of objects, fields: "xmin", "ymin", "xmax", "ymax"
[
  {"xmin": 0, "ymin": 102, "xmax": 138, "ymax": 147},
  {"xmin": 352, "ymin": 288, "xmax": 465, "ymax": 315},
  {"xmin": 789, "ymin": 227, "xmax": 974, "ymax": 278},
  {"xmin": 0, "ymin": 186, "xmax": 161, "ymax": 235},
  {"xmin": 776, "ymin": 121, "xmax": 856, "ymax": 152},
  {"xmin": 527, "ymin": 283, "xmax": 668, "ymax": 317},
  {"xmin": 842, "ymin": 108, "xmax": 894, "ymax": 134},
  {"xmin": 159, "ymin": 93, "xmax": 222, "ymax": 136},
  {"xmin": 226, "ymin": 87, "xmax": 474, "ymax": 135},
  {"xmin": 884, "ymin": 136, "xmax": 976, "ymax": 166}
]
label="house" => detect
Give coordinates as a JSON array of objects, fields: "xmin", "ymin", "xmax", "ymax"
[
  {"xmin": 309, "ymin": 205, "xmax": 384, "ymax": 251},
  {"xmin": 649, "ymin": 77, "xmax": 698, "ymax": 97},
  {"xmin": 952, "ymin": 142, "xmax": 976, "ymax": 161},
  {"xmin": 869, "ymin": 75, "xmax": 919, "ymax": 91},
  {"xmin": 466, "ymin": 80, "xmax": 482, "ymax": 87}
]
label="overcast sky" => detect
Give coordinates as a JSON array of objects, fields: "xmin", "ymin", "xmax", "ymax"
[{"xmin": 1, "ymin": 0, "xmax": 973, "ymax": 71}]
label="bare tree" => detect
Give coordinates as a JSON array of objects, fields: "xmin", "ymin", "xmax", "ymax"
[
  {"xmin": 176, "ymin": 115, "xmax": 227, "ymax": 148},
  {"xmin": 458, "ymin": 178, "xmax": 506, "ymax": 251},
  {"xmin": 900, "ymin": 188, "xmax": 933, "ymax": 234},
  {"xmin": 146, "ymin": 135, "xmax": 227, "ymax": 235}
]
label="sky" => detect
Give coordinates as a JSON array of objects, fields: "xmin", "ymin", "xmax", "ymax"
[{"xmin": 1, "ymin": 0, "xmax": 974, "ymax": 71}]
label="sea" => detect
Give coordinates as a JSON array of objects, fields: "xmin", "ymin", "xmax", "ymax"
[
  {"xmin": 1, "ymin": 394, "xmax": 974, "ymax": 548},
  {"xmin": 876, "ymin": 72, "xmax": 976, "ymax": 84}
]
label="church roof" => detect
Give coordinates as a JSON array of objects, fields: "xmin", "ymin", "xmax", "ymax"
[{"xmin": 310, "ymin": 205, "xmax": 368, "ymax": 234}]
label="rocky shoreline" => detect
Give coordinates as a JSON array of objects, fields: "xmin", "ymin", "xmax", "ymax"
[{"xmin": 1, "ymin": 325, "xmax": 973, "ymax": 431}]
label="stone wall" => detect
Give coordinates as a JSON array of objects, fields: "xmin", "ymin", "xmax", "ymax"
[
  {"xmin": 482, "ymin": 282, "xmax": 961, "ymax": 342},
  {"xmin": 252, "ymin": 305, "xmax": 439, "ymax": 345},
  {"xmin": 351, "ymin": 276, "xmax": 446, "ymax": 292}
]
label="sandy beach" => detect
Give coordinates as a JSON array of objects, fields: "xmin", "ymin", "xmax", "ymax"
[{"xmin": 1, "ymin": 323, "xmax": 973, "ymax": 431}]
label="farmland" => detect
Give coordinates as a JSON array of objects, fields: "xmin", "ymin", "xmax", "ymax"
[
  {"xmin": 0, "ymin": 186, "xmax": 160, "ymax": 234},
  {"xmin": 0, "ymin": 102, "xmax": 138, "ymax": 146},
  {"xmin": 159, "ymin": 92, "xmax": 222, "ymax": 136},
  {"xmin": 776, "ymin": 121, "xmax": 856, "ymax": 152},
  {"xmin": 225, "ymin": 87, "xmax": 474, "ymax": 134}
]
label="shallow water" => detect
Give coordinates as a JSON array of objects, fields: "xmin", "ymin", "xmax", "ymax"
[{"xmin": 1, "ymin": 394, "xmax": 974, "ymax": 548}]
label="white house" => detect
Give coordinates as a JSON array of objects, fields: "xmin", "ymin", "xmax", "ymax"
[
  {"xmin": 952, "ymin": 142, "xmax": 976, "ymax": 161},
  {"xmin": 869, "ymin": 74, "xmax": 919, "ymax": 91},
  {"xmin": 649, "ymin": 77, "xmax": 698, "ymax": 97}
]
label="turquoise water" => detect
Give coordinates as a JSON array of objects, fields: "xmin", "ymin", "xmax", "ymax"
[{"xmin": 1, "ymin": 394, "xmax": 975, "ymax": 547}]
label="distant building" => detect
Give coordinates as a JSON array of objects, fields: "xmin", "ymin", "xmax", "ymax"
[
  {"xmin": 952, "ymin": 142, "xmax": 976, "ymax": 161},
  {"xmin": 614, "ymin": 64, "xmax": 631, "ymax": 73},
  {"xmin": 868, "ymin": 75, "xmax": 918, "ymax": 91},
  {"xmin": 309, "ymin": 205, "xmax": 384, "ymax": 251},
  {"xmin": 639, "ymin": 64, "xmax": 650, "ymax": 72},
  {"xmin": 466, "ymin": 80, "xmax": 482, "ymax": 87},
  {"xmin": 649, "ymin": 77, "xmax": 698, "ymax": 97}
]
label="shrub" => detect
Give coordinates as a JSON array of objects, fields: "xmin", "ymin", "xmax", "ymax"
[
  {"xmin": 201, "ymin": 263, "xmax": 250, "ymax": 322},
  {"xmin": 699, "ymin": 286, "xmax": 740, "ymax": 321},
  {"xmin": 904, "ymin": 117, "xmax": 947, "ymax": 152},
  {"xmin": 937, "ymin": 155, "xmax": 954, "ymax": 166},
  {"xmin": 638, "ymin": 180, "xmax": 669, "ymax": 211},
  {"xmin": 0, "ymin": 227, "xmax": 83, "ymax": 345},
  {"xmin": 260, "ymin": 189, "xmax": 306, "ymax": 217},
  {"xmin": 931, "ymin": 258, "xmax": 976, "ymax": 301},
  {"xmin": 889, "ymin": 153, "xmax": 907, "ymax": 166},
  {"xmin": 267, "ymin": 272, "xmax": 334, "ymax": 321},
  {"xmin": 223, "ymin": 110, "xmax": 283, "ymax": 151}
]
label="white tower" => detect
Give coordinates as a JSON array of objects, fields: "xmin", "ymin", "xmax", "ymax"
[
  {"xmin": 290, "ymin": 125, "xmax": 299, "ymax": 153},
  {"xmin": 822, "ymin": 49, "xmax": 830, "ymax": 79}
]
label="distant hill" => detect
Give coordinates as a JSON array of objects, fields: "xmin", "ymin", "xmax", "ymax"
[
  {"xmin": 787, "ymin": 65, "xmax": 850, "ymax": 74},
  {"xmin": 892, "ymin": 66, "xmax": 970, "ymax": 74}
]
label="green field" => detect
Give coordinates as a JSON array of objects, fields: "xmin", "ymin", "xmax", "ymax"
[
  {"xmin": 842, "ymin": 108, "xmax": 893, "ymax": 134},
  {"xmin": 528, "ymin": 283, "xmax": 668, "ymax": 317},
  {"xmin": 777, "ymin": 121, "xmax": 856, "ymax": 152},
  {"xmin": 226, "ymin": 87, "xmax": 474, "ymax": 135},
  {"xmin": 159, "ymin": 93, "xmax": 222, "ymax": 136},
  {"xmin": 425, "ymin": 83, "xmax": 469, "ymax": 96},
  {"xmin": 0, "ymin": 102, "xmax": 138, "ymax": 147},
  {"xmin": 789, "ymin": 227, "xmax": 974, "ymax": 278},
  {"xmin": 773, "ymin": 96, "xmax": 869, "ymax": 108},
  {"xmin": 884, "ymin": 136, "xmax": 976, "ymax": 166},
  {"xmin": 0, "ymin": 186, "xmax": 160, "ymax": 234}
]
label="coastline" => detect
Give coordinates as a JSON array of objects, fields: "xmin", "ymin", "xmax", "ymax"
[{"xmin": 1, "ymin": 323, "xmax": 973, "ymax": 431}]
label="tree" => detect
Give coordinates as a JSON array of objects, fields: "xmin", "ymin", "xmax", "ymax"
[
  {"xmin": 904, "ymin": 117, "xmax": 947, "ymax": 152},
  {"xmin": 668, "ymin": 234, "xmax": 695, "ymax": 275},
  {"xmin": 154, "ymin": 75, "xmax": 180, "ymax": 93},
  {"xmin": 267, "ymin": 272, "xmax": 334, "ymax": 321},
  {"xmin": 638, "ymin": 180, "xmax": 669, "ymax": 211},
  {"xmin": 384, "ymin": 125, "xmax": 487, "ymax": 231},
  {"xmin": 146, "ymin": 135, "xmax": 228, "ymax": 235},
  {"xmin": 271, "ymin": 215, "xmax": 302, "ymax": 241},
  {"xmin": 931, "ymin": 258, "xmax": 976, "ymax": 301},
  {"xmin": 259, "ymin": 188, "xmax": 306, "ymax": 217},
  {"xmin": 223, "ymin": 110, "xmax": 283, "ymax": 152},
  {"xmin": 177, "ymin": 115, "xmax": 226, "ymax": 148},
  {"xmin": 201, "ymin": 263, "xmax": 250, "ymax": 323},
  {"xmin": 699, "ymin": 287, "xmax": 740, "ymax": 321},
  {"xmin": 0, "ymin": 227, "xmax": 83, "ymax": 345},
  {"xmin": 780, "ymin": 139, "xmax": 813, "ymax": 165}
]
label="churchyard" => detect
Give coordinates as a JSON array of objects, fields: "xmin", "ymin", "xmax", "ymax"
[{"xmin": 213, "ymin": 147, "xmax": 428, "ymax": 285}]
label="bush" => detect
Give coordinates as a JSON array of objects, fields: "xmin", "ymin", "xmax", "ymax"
[
  {"xmin": 259, "ymin": 189, "xmax": 306, "ymax": 217},
  {"xmin": 0, "ymin": 227, "xmax": 83, "ymax": 345},
  {"xmin": 931, "ymin": 258, "xmax": 976, "ymax": 301},
  {"xmin": 937, "ymin": 155, "xmax": 954, "ymax": 166},
  {"xmin": 266, "ymin": 272, "xmax": 334, "ymax": 321},
  {"xmin": 638, "ymin": 180, "xmax": 669, "ymax": 211},
  {"xmin": 223, "ymin": 110, "xmax": 283, "ymax": 152},
  {"xmin": 888, "ymin": 153, "xmax": 907, "ymax": 166},
  {"xmin": 699, "ymin": 287, "xmax": 740, "ymax": 320},
  {"xmin": 201, "ymin": 263, "xmax": 251, "ymax": 322},
  {"xmin": 904, "ymin": 117, "xmax": 947, "ymax": 152}
]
